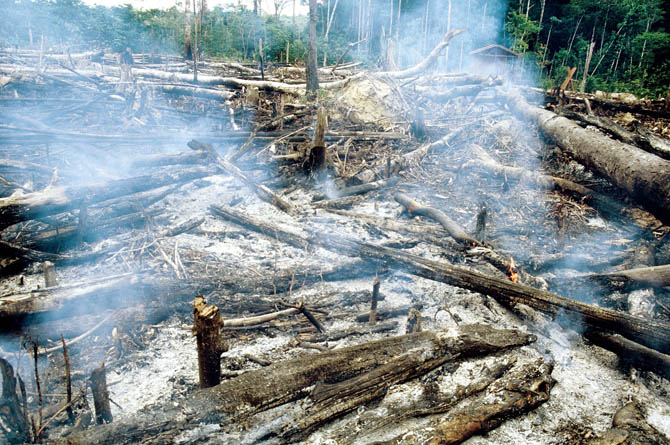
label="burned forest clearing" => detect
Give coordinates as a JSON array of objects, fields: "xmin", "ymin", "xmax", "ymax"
[{"xmin": 1, "ymin": 32, "xmax": 670, "ymax": 445}]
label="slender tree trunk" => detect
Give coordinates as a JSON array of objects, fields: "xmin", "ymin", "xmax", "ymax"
[
  {"xmin": 389, "ymin": 0, "xmax": 393, "ymax": 40},
  {"xmin": 580, "ymin": 41, "xmax": 595, "ymax": 92},
  {"xmin": 192, "ymin": 0, "xmax": 199, "ymax": 82},
  {"xmin": 562, "ymin": 16, "xmax": 582, "ymax": 67},
  {"xmin": 422, "ymin": 0, "xmax": 430, "ymax": 56},
  {"xmin": 306, "ymin": 0, "xmax": 319, "ymax": 94},
  {"xmin": 639, "ymin": 17, "xmax": 652, "ymax": 68},
  {"xmin": 184, "ymin": 1, "xmax": 192, "ymax": 60},
  {"xmin": 444, "ymin": 0, "xmax": 452, "ymax": 70}
]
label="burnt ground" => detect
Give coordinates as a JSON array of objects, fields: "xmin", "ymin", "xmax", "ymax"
[{"xmin": 0, "ymin": 50, "xmax": 669, "ymax": 444}]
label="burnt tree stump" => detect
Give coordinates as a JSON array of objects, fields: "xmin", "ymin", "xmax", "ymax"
[
  {"xmin": 90, "ymin": 363, "xmax": 113, "ymax": 425},
  {"xmin": 193, "ymin": 296, "xmax": 228, "ymax": 388}
]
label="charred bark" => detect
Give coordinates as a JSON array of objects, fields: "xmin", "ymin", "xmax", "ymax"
[
  {"xmin": 0, "ymin": 166, "xmax": 216, "ymax": 230},
  {"xmin": 211, "ymin": 205, "xmax": 670, "ymax": 355},
  {"xmin": 57, "ymin": 325, "xmax": 534, "ymax": 444}
]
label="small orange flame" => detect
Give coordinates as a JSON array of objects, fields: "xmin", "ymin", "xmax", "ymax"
[{"xmin": 507, "ymin": 256, "xmax": 519, "ymax": 283}]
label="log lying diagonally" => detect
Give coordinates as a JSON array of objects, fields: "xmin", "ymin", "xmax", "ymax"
[
  {"xmin": 505, "ymin": 92, "xmax": 670, "ymax": 224},
  {"xmin": 211, "ymin": 205, "xmax": 670, "ymax": 355},
  {"xmin": 56, "ymin": 325, "xmax": 534, "ymax": 444}
]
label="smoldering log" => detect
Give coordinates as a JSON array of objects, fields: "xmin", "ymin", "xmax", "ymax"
[
  {"xmin": 187, "ymin": 139, "xmax": 296, "ymax": 214},
  {"xmin": 0, "ymin": 165, "xmax": 217, "ymax": 230},
  {"xmin": 394, "ymin": 193, "xmax": 479, "ymax": 246},
  {"xmin": 465, "ymin": 143, "xmax": 626, "ymax": 217},
  {"xmin": 506, "ymin": 92, "xmax": 670, "ymax": 224},
  {"xmin": 585, "ymin": 330, "xmax": 670, "ymax": 379},
  {"xmin": 56, "ymin": 325, "xmax": 534, "ymax": 444},
  {"xmin": 211, "ymin": 205, "xmax": 670, "ymax": 355},
  {"xmin": 0, "ymin": 273, "xmax": 146, "ymax": 322},
  {"xmin": 590, "ymin": 264, "xmax": 670, "ymax": 288}
]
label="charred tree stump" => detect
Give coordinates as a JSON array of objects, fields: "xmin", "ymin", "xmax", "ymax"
[
  {"xmin": 90, "ymin": 363, "xmax": 112, "ymax": 425},
  {"xmin": 406, "ymin": 308, "xmax": 422, "ymax": 333},
  {"xmin": 0, "ymin": 358, "xmax": 30, "ymax": 443},
  {"xmin": 193, "ymin": 296, "xmax": 228, "ymax": 388},
  {"xmin": 307, "ymin": 107, "xmax": 327, "ymax": 174},
  {"xmin": 369, "ymin": 275, "xmax": 380, "ymax": 325}
]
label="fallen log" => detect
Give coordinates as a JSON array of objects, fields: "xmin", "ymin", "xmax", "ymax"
[
  {"xmin": 633, "ymin": 123, "xmax": 670, "ymax": 160},
  {"xmin": 585, "ymin": 330, "xmax": 670, "ymax": 379},
  {"xmin": 280, "ymin": 325, "xmax": 534, "ymax": 440},
  {"xmin": 0, "ymin": 273, "xmax": 147, "ymax": 322},
  {"xmin": 428, "ymin": 358, "xmax": 554, "ymax": 445},
  {"xmin": 0, "ymin": 165, "xmax": 217, "ymax": 230},
  {"xmin": 56, "ymin": 325, "xmax": 534, "ymax": 444},
  {"xmin": 590, "ymin": 264, "xmax": 670, "ymax": 288},
  {"xmin": 465, "ymin": 143, "xmax": 625, "ymax": 217},
  {"xmin": 187, "ymin": 140, "xmax": 296, "ymax": 215},
  {"xmin": 585, "ymin": 400, "xmax": 669, "ymax": 444},
  {"xmin": 381, "ymin": 30, "xmax": 465, "ymax": 79},
  {"xmin": 506, "ymin": 92, "xmax": 670, "ymax": 224},
  {"xmin": 559, "ymin": 110, "xmax": 670, "ymax": 161},
  {"xmin": 211, "ymin": 205, "xmax": 670, "ymax": 355},
  {"xmin": 394, "ymin": 193, "xmax": 478, "ymax": 246}
]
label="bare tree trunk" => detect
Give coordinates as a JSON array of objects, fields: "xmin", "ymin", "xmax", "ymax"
[
  {"xmin": 306, "ymin": 0, "xmax": 319, "ymax": 94},
  {"xmin": 184, "ymin": 1, "xmax": 192, "ymax": 60},
  {"xmin": 580, "ymin": 41, "xmax": 595, "ymax": 92},
  {"xmin": 192, "ymin": 0, "xmax": 198, "ymax": 82}
]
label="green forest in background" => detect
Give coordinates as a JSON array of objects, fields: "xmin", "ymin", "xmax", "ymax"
[{"xmin": 1, "ymin": 0, "xmax": 669, "ymax": 98}]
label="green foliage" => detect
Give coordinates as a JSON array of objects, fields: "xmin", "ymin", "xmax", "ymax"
[{"xmin": 1, "ymin": 0, "xmax": 668, "ymax": 97}]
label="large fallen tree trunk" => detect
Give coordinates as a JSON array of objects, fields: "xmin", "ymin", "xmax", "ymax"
[
  {"xmin": 211, "ymin": 205, "xmax": 670, "ymax": 355},
  {"xmin": 506, "ymin": 93, "xmax": 670, "ymax": 224},
  {"xmin": 0, "ymin": 165, "xmax": 217, "ymax": 230},
  {"xmin": 56, "ymin": 325, "xmax": 534, "ymax": 444}
]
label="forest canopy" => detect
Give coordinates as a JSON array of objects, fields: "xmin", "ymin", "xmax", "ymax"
[{"xmin": 1, "ymin": 0, "xmax": 669, "ymax": 98}]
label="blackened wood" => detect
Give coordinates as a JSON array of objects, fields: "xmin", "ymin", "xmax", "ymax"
[
  {"xmin": 394, "ymin": 193, "xmax": 479, "ymax": 246},
  {"xmin": 369, "ymin": 275, "xmax": 380, "ymax": 325},
  {"xmin": 0, "ymin": 358, "xmax": 30, "ymax": 443},
  {"xmin": 55, "ymin": 326, "xmax": 534, "ymax": 445},
  {"xmin": 188, "ymin": 139, "xmax": 295, "ymax": 214},
  {"xmin": 507, "ymin": 92, "xmax": 670, "ymax": 224},
  {"xmin": 585, "ymin": 330, "xmax": 670, "ymax": 379},
  {"xmin": 193, "ymin": 296, "xmax": 227, "ymax": 388},
  {"xmin": 0, "ymin": 165, "xmax": 217, "ymax": 230},
  {"xmin": 61, "ymin": 335, "xmax": 75, "ymax": 424},
  {"xmin": 90, "ymin": 363, "xmax": 112, "ymax": 424},
  {"xmin": 591, "ymin": 264, "xmax": 670, "ymax": 288},
  {"xmin": 211, "ymin": 205, "xmax": 670, "ymax": 355},
  {"xmin": 296, "ymin": 300, "xmax": 326, "ymax": 333},
  {"xmin": 428, "ymin": 359, "xmax": 554, "ymax": 445}
]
